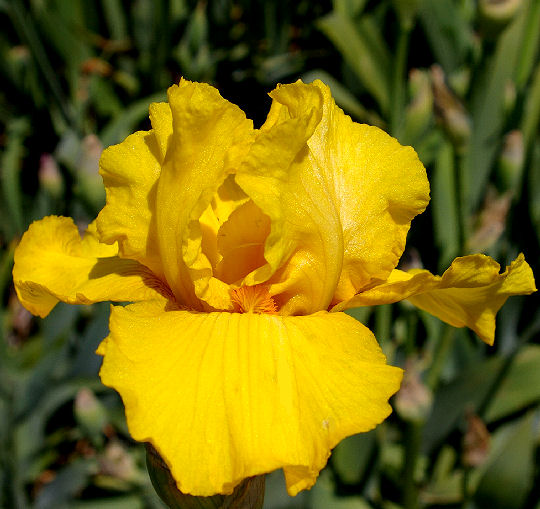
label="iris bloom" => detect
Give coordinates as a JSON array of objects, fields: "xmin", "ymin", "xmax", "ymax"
[{"xmin": 13, "ymin": 79, "xmax": 535, "ymax": 497}]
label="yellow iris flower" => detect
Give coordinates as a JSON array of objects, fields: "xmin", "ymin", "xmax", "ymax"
[{"xmin": 12, "ymin": 79, "xmax": 535, "ymax": 497}]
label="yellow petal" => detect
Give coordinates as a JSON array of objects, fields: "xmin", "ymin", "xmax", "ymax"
[
  {"xmin": 156, "ymin": 79, "xmax": 254, "ymax": 309},
  {"xmin": 149, "ymin": 101, "xmax": 173, "ymax": 162},
  {"xmin": 98, "ymin": 302, "xmax": 402, "ymax": 496},
  {"xmin": 236, "ymin": 82, "xmax": 344, "ymax": 314},
  {"xmin": 13, "ymin": 216, "xmax": 169, "ymax": 318},
  {"xmin": 215, "ymin": 199, "xmax": 271, "ymax": 285},
  {"xmin": 199, "ymin": 174, "xmax": 250, "ymax": 271},
  {"xmin": 307, "ymin": 80, "xmax": 430, "ymax": 303},
  {"xmin": 334, "ymin": 254, "xmax": 536, "ymax": 345},
  {"xmin": 97, "ymin": 126, "xmax": 165, "ymax": 278},
  {"xmin": 236, "ymin": 80, "xmax": 429, "ymax": 314}
]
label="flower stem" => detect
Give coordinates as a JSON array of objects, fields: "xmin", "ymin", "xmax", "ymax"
[
  {"xmin": 403, "ymin": 421, "xmax": 423, "ymax": 509},
  {"xmin": 425, "ymin": 325, "xmax": 456, "ymax": 390},
  {"xmin": 375, "ymin": 304, "xmax": 392, "ymax": 345}
]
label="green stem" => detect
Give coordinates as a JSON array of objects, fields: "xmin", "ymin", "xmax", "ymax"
[
  {"xmin": 403, "ymin": 421, "xmax": 423, "ymax": 509},
  {"xmin": 462, "ymin": 465, "xmax": 472, "ymax": 508},
  {"xmin": 455, "ymin": 151, "xmax": 469, "ymax": 252},
  {"xmin": 0, "ymin": 363, "xmax": 27, "ymax": 508},
  {"xmin": 425, "ymin": 325, "xmax": 456, "ymax": 390},
  {"xmin": 514, "ymin": 0, "xmax": 540, "ymax": 89},
  {"xmin": 374, "ymin": 304, "xmax": 392, "ymax": 345}
]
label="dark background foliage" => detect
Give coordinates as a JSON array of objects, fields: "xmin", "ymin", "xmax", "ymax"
[{"xmin": 1, "ymin": 0, "xmax": 539, "ymax": 508}]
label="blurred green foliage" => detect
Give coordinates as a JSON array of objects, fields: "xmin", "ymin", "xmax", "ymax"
[{"xmin": 1, "ymin": 0, "xmax": 539, "ymax": 508}]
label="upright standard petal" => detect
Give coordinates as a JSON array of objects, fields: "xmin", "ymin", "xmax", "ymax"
[
  {"xmin": 236, "ymin": 83, "xmax": 345, "ymax": 314},
  {"xmin": 334, "ymin": 254, "xmax": 536, "ymax": 345},
  {"xmin": 97, "ymin": 121, "xmax": 167, "ymax": 278},
  {"xmin": 13, "ymin": 216, "xmax": 169, "ymax": 318},
  {"xmin": 236, "ymin": 81, "xmax": 429, "ymax": 314},
  {"xmin": 156, "ymin": 79, "xmax": 254, "ymax": 310},
  {"xmin": 98, "ymin": 302, "xmax": 402, "ymax": 496},
  {"xmin": 306, "ymin": 80, "xmax": 430, "ymax": 302}
]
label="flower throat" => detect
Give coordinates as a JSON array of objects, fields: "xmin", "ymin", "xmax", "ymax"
[{"xmin": 230, "ymin": 285, "xmax": 277, "ymax": 314}]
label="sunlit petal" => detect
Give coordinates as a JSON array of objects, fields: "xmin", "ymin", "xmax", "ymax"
[
  {"xmin": 236, "ymin": 83, "xmax": 343, "ymax": 314},
  {"xmin": 307, "ymin": 80, "xmax": 430, "ymax": 302},
  {"xmin": 98, "ymin": 302, "xmax": 402, "ymax": 496},
  {"xmin": 334, "ymin": 254, "xmax": 536, "ymax": 344},
  {"xmin": 237, "ymin": 80, "xmax": 429, "ymax": 314},
  {"xmin": 13, "ymin": 216, "xmax": 169, "ymax": 317},
  {"xmin": 97, "ymin": 127, "xmax": 165, "ymax": 278},
  {"xmin": 156, "ymin": 79, "xmax": 254, "ymax": 310}
]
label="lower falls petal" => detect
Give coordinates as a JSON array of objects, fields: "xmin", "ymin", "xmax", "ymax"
[{"xmin": 97, "ymin": 301, "xmax": 402, "ymax": 496}]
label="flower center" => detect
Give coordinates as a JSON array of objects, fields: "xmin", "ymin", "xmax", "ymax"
[{"xmin": 230, "ymin": 285, "xmax": 277, "ymax": 314}]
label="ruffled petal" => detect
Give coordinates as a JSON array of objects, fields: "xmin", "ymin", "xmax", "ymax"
[
  {"xmin": 236, "ymin": 82, "xmax": 344, "ymax": 314},
  {"xmin": 307, "ymin": 80, "xmax": 430, "ymax": 302},
  {"xmin": 156, "ymin": 79, "xmax": 254, "ymax": 310},
  {"xmin": 98, "ymin": 302, "xmax": 402, "ymax": 496},
  {"xmin": 13, "ymin": 216, "xmax": 169, "ymax": 318},
  {"xmin": 97, "ymin": 123, "xmax": 166, "ymax": 277},
  {"xmin": 333, "ymin": 254, "xmax": 536, "ymax": 345},
  {"xmin": 236, "ymin": 80, "xmax": 429, "ymax": 314}
]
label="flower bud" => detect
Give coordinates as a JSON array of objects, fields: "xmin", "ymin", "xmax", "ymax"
[
  {"xmin": 462, "ymin": 411, "xmax": 490, "ymax": 467},
  {"xmin": 478, "ymin": 0, "xmax": 523, "ymax": 39},
  {"xmin": 39, "ymin": 154, "xmax": 63, "ymax": 198},
  {"xmin": 78, "ymin": 134, "xmax": 105, "ymax": 208},
  {"xmin": 56, "ymin": 132, "xmax": 105, "ymax": 210},
  {"xmin": 395, "ymin": 360, "xmax": 433, "ymax": 423},
  {"xmin": 431, "ymin": 65, "xmax": 471, "ymax": 150},
  {"xmin": 466, "ymin": 187, "xmax": 511, "ymax": 253},
  {"xmin": 392, "ymin": 0, "xmax": 421, "ymax": 30},
  {"xmin": 499, "ymin": 130, "xmax": 524, "ymax": 196},
  {"xmin": 146, "ymin": 444, "xmax": 265, "ymax": 509},
  {"xmin": 99, "ymin": 441, "xmax": 141, "ymax": 484},
  {"xmin": 402, "ymin": 69, "xmax": 433, "ymax": 144},
  {"xmin": 503, "ymin": 81, "xmax": 516, "ymax": 116},
  {"xmin": 74, "ymin": 388, "xmax": 108, "ymax": 447}
]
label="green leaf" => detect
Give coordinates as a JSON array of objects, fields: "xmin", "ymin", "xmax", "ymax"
[
  {"xmin": 0, "ymin": 117, "xmax": 29, "ymax": 237},
  {"xmin": 463, "ymin": 3, "xmax": 533, "ymax": 214},
  {"xmin": 310, "ymin": 470, "xmax": 372, "ymax": 509},
  {"xmin": 332, "ymin": 431, "xmax": 376, "ymax": 485},
  {"xmin": 31, "ymin": 4, "xmax": 92, "ymax": 69},
  {"xmin": 423, "ymin": 346, "xmax": 540, "ymax": 453},
  {"xmin": 132, "ymin": 0, "xmax": 157, "ymax": 55},
  {"xmin": 522, "ymin": 63, "xmax": 540, "ymax": 149},
  {"xmin": 484, "ymin": 346, "xmax": 540, "ymax": 422},
  {"xmin": 431, "ymin": 140, "xmax": 460, "ymax": 270},
  {"xmin": 529, "ymin": 140, "xmax": 540, "ymax": 247},
  {"xmin": 417, "ymin": 0, "xmax": 471, "ymax": 74},
  {"xmin": 333, "ymin": 0, "xmax": 368, "ymax": 18},
  {"xmin": 514, "ymin": 0, "xmax": 540, "ymax": 88},
  {"xmin": 474, "ymin": 412, "xmax": 536, "ymax": 508},
  {"xmin": 317, "ymin": 11, "xmax": 391, "ymax": 114},
  {"xmin": 401, "ymin": 70, "xmax": 434, "ymax": 147},
  {"xmin": 101, "ymin": 0, "xmax": 128, "ymax": 40},
  {"xmin": 34, "ymin": 458, "xmax": 98, "ymax": 509},
  {"xmin": 7, "ymin": 0, "xmax": 79, "ymax": 131}
]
